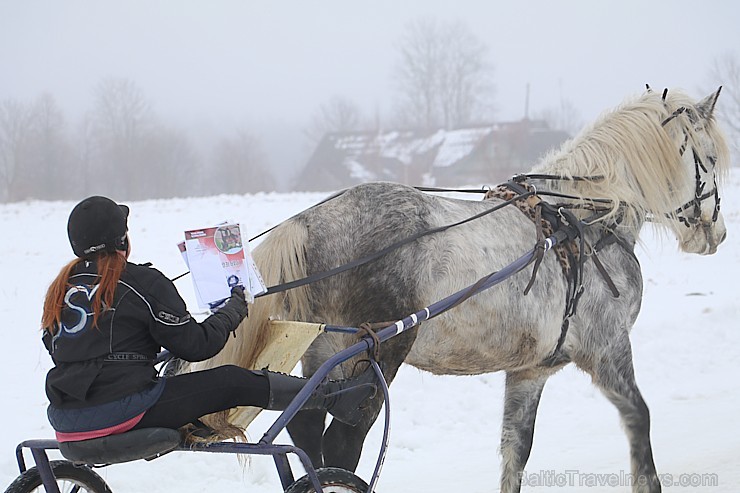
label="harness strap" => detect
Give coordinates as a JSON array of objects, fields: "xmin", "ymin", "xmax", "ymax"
[
  {"xmin": 488, "ymin": 179, "xmax": 633, "ymax": 361},
  {"xmin": 590, "ymin": 233, "xmax": 624, "ymax": 298},
  {"xmin": 523, "ymin": 205, "xmax": 547, "ymax": 295},
  {"xmin": 487, "ymin": 181, "xmax": 580, "ymax": 298},
  {"xmin": 559, "ymin": 207, "xmax": 586, "ymax": 319},
  {"xmin": 513, "ymin": 172, "xmax": 604, "ymax": 182},
  {"xmin": 357, "ymin": 322, "xmax": 386, "ymax": 361},
  {"xmin": 258, "ymin": 189, "xmax": 534, "ymax": 297},
  {"xmin": 414, "ymin": 186, "xmax": 491, "ymax": 195},
  {"xmin": 486, "ymin": 182, "xmax": 583, "ymax": 360}
]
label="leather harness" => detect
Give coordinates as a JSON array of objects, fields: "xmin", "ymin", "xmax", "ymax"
[{"xmin": 485, "ymin": 178, "xmax": 624, "ymax": 363}]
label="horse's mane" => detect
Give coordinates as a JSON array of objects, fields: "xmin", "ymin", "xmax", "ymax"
[{"xmin": 533, "ymin": 89, "xmax": 730, "ymax": 232}]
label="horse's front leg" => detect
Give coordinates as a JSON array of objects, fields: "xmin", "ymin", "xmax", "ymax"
[
  {"xmin": 500, "ymin": 369, "xmax": 550, "ymax": 493},
  {"xmin": 576, "ymin": 329, "xmax": 661, "ymax": 493}
]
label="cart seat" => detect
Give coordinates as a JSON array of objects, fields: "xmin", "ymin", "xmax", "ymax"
[{"xmin": 59, "ymin": 427, "xmax": 181, "ymax": 465}]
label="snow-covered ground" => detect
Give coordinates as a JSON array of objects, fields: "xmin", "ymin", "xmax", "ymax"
[{"xmin": 1, "ymin": 175, "xmax": 738, "ymax": 492}]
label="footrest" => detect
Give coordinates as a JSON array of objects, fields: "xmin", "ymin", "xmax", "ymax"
[{"xmin": 59, "ymin": 427, "xmax": 182, "ymax": 464}]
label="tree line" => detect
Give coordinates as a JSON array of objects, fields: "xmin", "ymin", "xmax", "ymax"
[
  {"xmin": 3, "ymin": 18, "xmax": 736, "ymax": 204},
  {"xmin": 0, "ymin": 18, "xmax": 506, "ymax": 203},
  {"xmin": 0, "ymin": 78, "xmax": 275, "ymax": 203}
]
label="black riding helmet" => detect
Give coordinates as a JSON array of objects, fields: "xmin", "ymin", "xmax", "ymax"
[{"xmin": 67, "ymin": 196, "xmax": 129, "ymax": 258}]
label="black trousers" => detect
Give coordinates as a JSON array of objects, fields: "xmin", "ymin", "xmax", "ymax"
[{"xmin": 132, "ymin": 365, "xmax": 270, "ymax": 430}]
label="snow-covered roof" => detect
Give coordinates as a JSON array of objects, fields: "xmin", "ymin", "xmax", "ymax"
[
  {"xmin": 432, "ymin": 127, "xmax": 495, "ymax": 168},
  {"xmin": 297, "ymin": 121, "xmax": 568, "ymax": 191},
  {"xmin": 330, "ymin": 126, "xmax": 496, "ymax": 170}
]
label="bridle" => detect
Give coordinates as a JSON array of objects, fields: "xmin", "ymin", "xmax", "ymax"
[
  {"xmin": 662, "ymin": 106, "xmax": 722, "ymax": 228},
  {"xmin": 673, "ymin": 146, "xmax": 721, "ymax": 227}
]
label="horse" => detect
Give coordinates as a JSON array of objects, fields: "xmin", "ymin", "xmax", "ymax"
[{"xmin": 204, "ymin": 88, "xmax": 729, "ymax": 493}]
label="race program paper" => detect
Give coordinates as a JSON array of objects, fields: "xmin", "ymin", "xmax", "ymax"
[{"xmin": 180, "ymin": 223, "xmax": 265, "ymax": 309}]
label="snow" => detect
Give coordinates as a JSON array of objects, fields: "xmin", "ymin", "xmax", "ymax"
[
  {"xmin": 1, "ymin": 175, "xmax": 739, "ymax": 492},
  {"xmin": 344, "ymin": 159, "xmax": 376, "ymax": 182},
  {"xmin": 431, "ymin": 127, "xmax": 495, "ymax": 168}
]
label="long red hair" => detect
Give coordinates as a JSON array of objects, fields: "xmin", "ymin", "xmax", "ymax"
[{"xmin": 42, "ymin": 253, "xmax": 127, "ymax": 334}]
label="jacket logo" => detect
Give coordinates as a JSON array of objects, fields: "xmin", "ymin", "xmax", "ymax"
[
  {"xmin": 61, "ymin": 284, "xmax": 99, "ymax": 336},
  {"xmin": 157, "ymin": 311, "xmax": 181, "ymax": 323}
]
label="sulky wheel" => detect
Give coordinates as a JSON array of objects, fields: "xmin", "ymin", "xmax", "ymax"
[
  {"xmin": 285, "ymin": 467, "xmax": 370, "ymax": 493},
  {"xmin": 4, "ymin": 460, "xmax": 112, "ymax": 493}
]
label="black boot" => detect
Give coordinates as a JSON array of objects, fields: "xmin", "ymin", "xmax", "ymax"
[{"xmin": 263, "ymin": 366, "xmax": 378, "ymax": 426}]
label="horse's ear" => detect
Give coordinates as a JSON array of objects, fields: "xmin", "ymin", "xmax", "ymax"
[{"xmin": 696, "ymin": 86, "xmax": 722, "ymax": 120}]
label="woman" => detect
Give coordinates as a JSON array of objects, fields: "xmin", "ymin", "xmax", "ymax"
[{"xmin": 42, "ymin": 196, "xmax": 375, "ymax": 443}]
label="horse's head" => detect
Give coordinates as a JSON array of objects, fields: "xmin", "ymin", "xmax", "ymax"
[{"xmin": 661, "ymin": 88, "xmax": 730, "ymax": 255}]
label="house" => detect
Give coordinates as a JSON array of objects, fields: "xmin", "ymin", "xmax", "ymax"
[{"xmin": 293, "ymin": 119, "xmax": 570, "ymax": 191}]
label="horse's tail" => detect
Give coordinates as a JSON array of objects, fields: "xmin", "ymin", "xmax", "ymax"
[
  {"xmin": 222, "ymin": 218, "xmax": 312, "ymax": 370},
  {"xmin": 195, "ymin": 219, "xmax": 312, "ymax": 434}
]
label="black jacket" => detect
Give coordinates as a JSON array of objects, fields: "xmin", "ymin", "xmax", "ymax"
[{"xmin": 43, "ymin": 259, "xmax": 246, "ymax": 409}]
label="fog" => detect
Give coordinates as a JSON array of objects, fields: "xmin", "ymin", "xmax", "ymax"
[{"xmin": 1, "ymin": 0, "xmax": 738, "ymax": 192}]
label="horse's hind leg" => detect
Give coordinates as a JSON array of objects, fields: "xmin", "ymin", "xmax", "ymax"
[
  {"xmin": 321, "ymin": 414, "xmax": 375, "ymax": 472},
  {"xmin": 500, "ymin": 370, "xmax": 550, "ymax": 493},
  {"xmin": 320, "ymin": 358, "xmax": 400, "ymax": 472},
  {"xmin": 576, "ymin": 330, "xmax": 661, "ymax": 493},
  {"xmin": 286, "ymin": 391, "xmax": 377, "ymax": 471},
  {"xmin": 286, "ymin": 409, "xmax": 327, "ymax": 468}
]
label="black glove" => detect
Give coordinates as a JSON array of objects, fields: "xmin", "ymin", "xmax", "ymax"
[
  {"xmin": 230, "ymin": 285, "xmax": 246, "ymax": 303},
  {"xmin": 208, "ymin": 285, "xmax": 248, "ymax": 334},
  {"xmin": 226, "ymin": 285, "xmax": 248, "ymax": 320}
]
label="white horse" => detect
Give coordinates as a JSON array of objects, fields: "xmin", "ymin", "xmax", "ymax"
[{"xmin": 205, "ymin": 88, "xmax": 729, "ymax": 493}]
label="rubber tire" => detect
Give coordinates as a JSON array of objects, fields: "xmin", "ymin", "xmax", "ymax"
[
  {"xmin": 285, "ymin": 467, "xmax": 370, "ymax": 493},
  {"xmin": 4, "ymin": 460, "xmax": 111, "ymax": 493}
]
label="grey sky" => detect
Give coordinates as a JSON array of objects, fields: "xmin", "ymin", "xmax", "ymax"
[{"xmin": 1, "ymin": 0, "xmax": 738, "ymax": 175}]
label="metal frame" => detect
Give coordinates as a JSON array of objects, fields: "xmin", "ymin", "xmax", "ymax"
[
  {"xmin": 10, "ymin": 233, "xmax": 564, "ymax": 492},
  {"xmin": 12, "ymin": 347, "xmax": 390, "ymax": 493}
]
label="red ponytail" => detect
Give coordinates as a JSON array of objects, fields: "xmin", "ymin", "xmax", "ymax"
[{"xmin": 41, "ymin": 253, "xmax": 127, "ymax": 334}]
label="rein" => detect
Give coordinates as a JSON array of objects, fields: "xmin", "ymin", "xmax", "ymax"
[
  {"xmin": 171, "ymin": 104, "xmax": 719, "ymax": 363},
  {"xmin": 172, "ymin": 175, "xmax": 621, "ymax": 307},
  {"xmin": 255, "ymin": 188, "xmax": 536, "ymax": 297},
  {"xmin": 254, "ymin": 173, "xmax": 613, "ymax": 298},
  {"xmin": 249, "ymin": 173, "xmax": 624, "ymax": 364}
]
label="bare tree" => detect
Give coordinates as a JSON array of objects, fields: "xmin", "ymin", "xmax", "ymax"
[
  {"xmin": 393, "ymin": 18, "xmax": 494, "ymax": 130},
  {"xmin": 89, "ymin": 77, "xmax": 155, "ymax": 198},
  {"xmin": 534, "ymin": 98, "xmax": 583, "ymax": 136},
  {"xmin": 30, "ymin": 93, "xmax": 72, "ymax": 199},
  {"xmin": 305, "ymin": 96, "xmax": 364, "ymax": 145},
  {"xmin": 141, "ymin": 125, "xmax": 200, "ymax": 198},
  {"xmin": 75, "ymin": 113, "xmax": 97, "ymax": 196},
  {"xmin": 708, "ymin": 53, "xmax": 740, "ymax": 164},
  {"xmin": 211, "ymin": 129, "xmax": 274, "ymax": 194},
  {"xmin": 0, "ymin": 99, "xmax": 35, "ymax": 201},
  {"xmin": 91, "ymin": 78, "xmax": 153, "ymax": 146}
]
